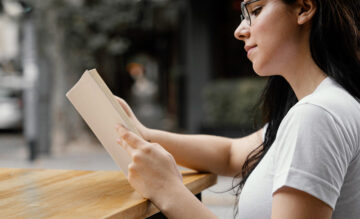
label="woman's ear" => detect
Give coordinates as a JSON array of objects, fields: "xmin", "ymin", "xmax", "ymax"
[{"xmin": 296, "ymin": 0, "xmax": 317, "ymax": 25}]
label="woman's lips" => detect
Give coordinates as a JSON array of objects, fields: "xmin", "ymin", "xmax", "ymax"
[
  {"xmin": 246, "ymin": 46, "xmax": 257, "ymax": 57},
  {"xmin": 244, "ymin": 45, "xmax": 256, "ymax": 52}
]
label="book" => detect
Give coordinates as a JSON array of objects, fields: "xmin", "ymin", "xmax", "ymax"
[{"xmin": 66, "ymin": 69, "xmax": 140, "ymax": 177}]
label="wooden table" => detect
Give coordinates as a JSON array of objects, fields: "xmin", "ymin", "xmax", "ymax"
[{"xmin": 0, "ymin": 168, "xmax": 217, "ymax": 219}]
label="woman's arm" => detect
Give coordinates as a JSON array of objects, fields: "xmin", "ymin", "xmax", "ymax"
[
  {"xmin": 145, "ymin": 128, "xmax": 263, "ymax": 177},
  {"xmin": 116, "ymin": 97, "xmax": 263, "ymax": 177},
  {"xmin": 157, "ymin": 182, "xmax": 218, "ymax": 219},
  {"xmin": 116, "ymin": 125, "xmax": 218, "ymax": 219},
  {"xmin": 145, "ymin": 129, "xmax": 232, "ymax": 175},
  {"xmin": 272, "ymin": 186, "xmax": 333, "ymax": 219}
]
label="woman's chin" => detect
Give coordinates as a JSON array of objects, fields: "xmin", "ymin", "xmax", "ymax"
[
  {"xmin": 254, "ymin": 71, "xmax": 269, "ymax": 77},
  {"xmin": 252, "ymin": 63, "xmax": 265, "ymax": 76},
  {"xmin": 251, "ymin": 60, "xmax": 277, "ymax": 77},
  {"xmin": 253, "ymin": 66, "xmax": 274, "ymax": 77}
]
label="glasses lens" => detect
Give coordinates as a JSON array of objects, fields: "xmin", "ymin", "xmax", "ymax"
[{"xmin": 240, "ymin": 14, "xmax": 245, "ymax": 22}]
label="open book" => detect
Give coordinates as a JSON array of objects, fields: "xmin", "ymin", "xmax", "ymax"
[{"xmin": 66, "ymin": 69, "xmax": 140, "ymax": 177}]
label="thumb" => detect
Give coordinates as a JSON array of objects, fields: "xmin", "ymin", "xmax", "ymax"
[
  {"xmin": 114, "ymin": 96, "xmax": 135, "ymax": 118},
  {"xmin": 114, "ymin": 96, "xmax": 149, "ymax": 139}
]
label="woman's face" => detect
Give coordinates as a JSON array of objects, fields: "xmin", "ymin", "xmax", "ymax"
[{"xmin": 234, "ymin": 0, "xmax": 304, "ymax": 77}]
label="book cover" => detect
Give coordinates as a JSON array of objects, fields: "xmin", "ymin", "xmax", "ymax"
[{"xmin": 66, "ymin": 69, "xmax": 140, "ymax": 177}]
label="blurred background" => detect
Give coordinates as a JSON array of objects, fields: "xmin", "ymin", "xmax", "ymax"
[{"xmin": 0, "ymin": 0, "xmax": 266, "ymax": 217}]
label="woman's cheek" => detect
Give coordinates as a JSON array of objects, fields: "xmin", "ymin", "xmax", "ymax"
[
  {"xmin": 250, "ymin": 42, "xmax": 276, "ymax": 76},
  {"xmin": 249, "ymin": 22, "xmax": 276, "ymax": 74},
  {"xmin": 251, "ymin": 31, "xmax": 293, "ymax": 76}
]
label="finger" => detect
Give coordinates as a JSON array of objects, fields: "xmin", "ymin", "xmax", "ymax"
[
  {"xmin": 116, "ymin": 137, "xmax": 136, "ymax": 155},
  {"xmin": 114, "ymin": 96, "xmax": 134, "ymax": 118},
  {"xmin": 116, "ymin": 125, "xmax": 146, "ymax": 149}
]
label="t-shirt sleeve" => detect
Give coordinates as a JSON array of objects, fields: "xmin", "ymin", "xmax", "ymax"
[{"xmin": 272, "ymin": 103, "xmax": 352, "ymax": 209}]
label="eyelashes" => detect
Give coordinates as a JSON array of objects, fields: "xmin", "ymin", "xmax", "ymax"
[{"xmin": 250, "ymin": 7, "xmax": 262, "ymax": 16}]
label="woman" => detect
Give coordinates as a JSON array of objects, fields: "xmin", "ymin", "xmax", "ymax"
[{"xmin": 115, "ymin": 0, "xmax": 360, "ymax": 218}]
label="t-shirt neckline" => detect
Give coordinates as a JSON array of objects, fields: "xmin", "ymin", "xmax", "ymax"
[{"xmin": 298, "ymin": 77, "xmax": 332, "ymax": 104}]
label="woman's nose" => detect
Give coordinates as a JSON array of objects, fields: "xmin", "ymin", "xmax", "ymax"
[{"xmin": 234, "ymin": 20, "xmax": 250, "ymax": 41}]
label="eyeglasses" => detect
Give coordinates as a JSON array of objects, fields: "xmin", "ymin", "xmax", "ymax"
[{"xmin": 240, "ymin": 0, "xmax": 262, "ymax": 26}]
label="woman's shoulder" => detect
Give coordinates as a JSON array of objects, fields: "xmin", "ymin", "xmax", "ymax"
[
  {"xmin": 280, "ymin": 77, "xmax": 360, "ymax": 154},
  {"xmin": 294, "ymin": 77, "xmax": 360, "ymax": 124}
]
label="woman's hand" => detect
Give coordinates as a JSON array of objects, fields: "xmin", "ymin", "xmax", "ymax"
[
  {"xmin": 114, "ymin": 96, "xmax": 151, "ymax": 140},
  {"xmin": 116, "ymin": 125, "xmax": 183, "ymax": 206}
]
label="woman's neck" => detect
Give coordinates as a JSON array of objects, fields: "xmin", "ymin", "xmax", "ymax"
[{"xmin": 283, "ymin": 52, "xmax": 327, "ymax": 101}]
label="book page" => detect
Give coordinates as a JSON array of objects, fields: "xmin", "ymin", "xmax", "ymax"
[{"xmin": 66, "ymin": 69, "xmax": 139, "ymax": 177}]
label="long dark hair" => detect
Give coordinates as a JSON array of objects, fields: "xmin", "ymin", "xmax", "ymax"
[{"xmin": 233, "ymin": 0, "xmax": 360, "ymax": 217}]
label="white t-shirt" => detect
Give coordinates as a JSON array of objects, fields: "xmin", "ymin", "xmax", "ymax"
[{"xmin": 238, "ymin": 77, "xmax": 360, "ymax": 219}]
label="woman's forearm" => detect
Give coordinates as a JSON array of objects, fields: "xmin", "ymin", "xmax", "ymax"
[
  {"xmin": 144, "ymin": 129, "xmax": 233, "ymax": 175},
  {"xmin": 116, "ymin": 124, "xmax": 218, "ymax": 219},
  {"xmin": 155, "ymin": 183, "xmax": 218, "ymax": 219}
]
